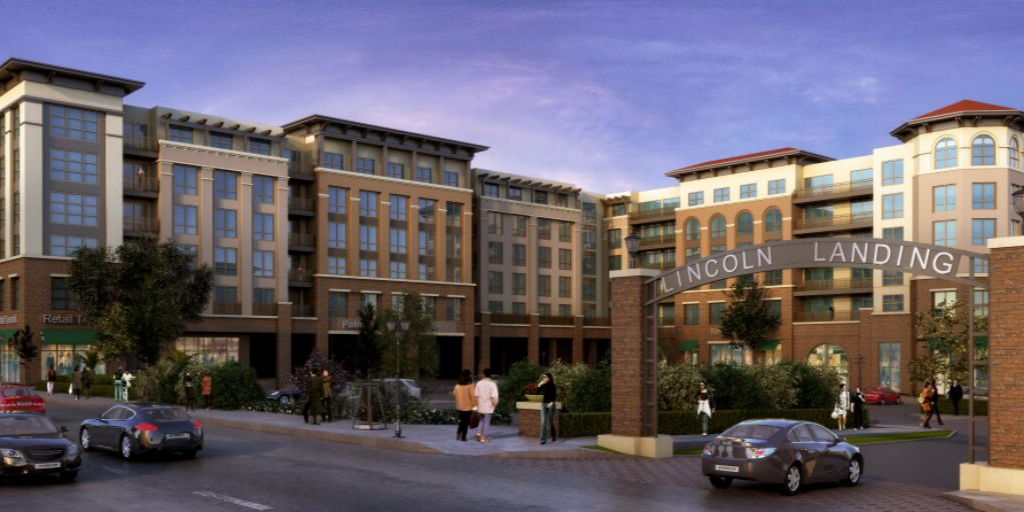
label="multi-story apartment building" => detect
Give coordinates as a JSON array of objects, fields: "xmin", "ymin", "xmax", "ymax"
[{"xmin": 472, "ymin": 170, "xmax": 610, "ymax": 373}]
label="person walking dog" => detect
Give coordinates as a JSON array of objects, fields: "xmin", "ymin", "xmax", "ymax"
[
  {"xmin": 696, "ymin": 382, "xmax": 716, "ymax": 436},
  {"xmin": 474, "ymin": 368, "xmax": 499, "ymax": 443},
  {"xmin": 538, "ymin": 372, "xmax": 557, "ymax": 445},
  {"xmin": 452, "ymin": 370, "xmax": 475, "ymax": 441}
]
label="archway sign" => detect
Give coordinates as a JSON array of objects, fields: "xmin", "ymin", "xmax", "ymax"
[{"xmin": 600, "ymin": 237, "xmax": 988, "ymax": 459}]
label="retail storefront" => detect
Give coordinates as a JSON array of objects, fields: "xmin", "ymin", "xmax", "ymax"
[
  {"xmin": 40, "ymin": 329, "xmax": 105, "ymax": 376},
  {"xmin": 1, "ymin": 329, "xmax": 19, "ymax": 383}
]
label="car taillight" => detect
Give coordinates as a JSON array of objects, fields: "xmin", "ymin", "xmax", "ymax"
[
  {"xmin": 193, "ymin": 421, "xmax": 202, "ymax": 430},
  {"xmin": 135, "ymin": 423, "xmax": 159, "ymax": 432},
  {"xmin": 703, "ymin": 443, "xmax": 714, "ymax": 456},
  {"xmin": 746, "ymin": 447, "xmax": 776, "ymax": 459}
]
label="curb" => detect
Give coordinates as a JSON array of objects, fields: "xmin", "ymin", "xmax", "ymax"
[{"xmin": 943, "ymin": 490, "xmax": 1024, "ymax": 512}]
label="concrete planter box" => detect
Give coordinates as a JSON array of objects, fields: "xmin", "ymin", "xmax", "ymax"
[{"xmin": 516, "ymin": 401, "xmax": 562, "ymax": 437}]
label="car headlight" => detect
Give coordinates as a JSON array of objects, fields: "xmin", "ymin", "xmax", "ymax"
[
  {"xmin": 65, "ymin": 444, "xmax": 80, "ymax": 460},
  {"xmin": 0, "ymin": 448, "xmax": 23, "ymax": 458}
]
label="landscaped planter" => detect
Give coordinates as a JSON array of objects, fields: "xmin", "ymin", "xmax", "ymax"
[{"xmin": 516, "ymin": 401, "xmax": 561, "ymax": 437}]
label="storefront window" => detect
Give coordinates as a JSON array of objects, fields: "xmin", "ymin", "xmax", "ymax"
[
  {"xmin": 709, "ymin": 343, "xmax": 748, "ymax": 365},
  {"xmin": 40, "ymin": 345, "xmax": 106, "ymax": 376},
  {"xmin": 1, "ymin": 343, "xmax": 19, "ymax": 383},
  {"xmin": 808, "ymin": 344, "xmax": 849, "ymax": 385},
  {"xmin": 879, "ymin": 343, "xmax": 900, "ymax": 392},
  {"xmin": 174, "ymin": 337, "xmax": 239, "ymax": 364}
]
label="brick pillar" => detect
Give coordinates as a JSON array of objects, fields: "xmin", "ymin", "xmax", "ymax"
[
  {"xmin": 572, "ymin": 315, "xmax": 584, "ymax": 364},
  {"xmin": 609, "ymin": 269, "xmax": 658, "ymax": 437},
  {"xmin": 276, "ymin": 303, "xmax": 293, "ymax": 388},
  {"xmin": 528, "ymin": 314, "xmax": 540, "ymax": 364},
  {"xmin": 988, "ymin": 239, "xmax": 1024, "ymax": 470}
]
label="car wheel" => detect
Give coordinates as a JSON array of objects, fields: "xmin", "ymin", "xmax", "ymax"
[
  {"xmin": 120, "ymin": 434, "xmax": 134, "ymax": 461},
  {"xmin": 843, "ymin": 457, "xmax": 863, "ymax": 486},
  {"xmin": 59, "ymin": 471, "xmax": 79, "ymax": 483},
  {"xmin": 181, "ymin": 449, "xmax": 198, "ymax": 459},
  {"xmin": 79, "ymin": 427, "xmax": 94, "ymax": 452},
  {"xmin": 709, "ymin": 475, "xmax": 733, "ymax": 489},
  {"xmin": 781, "ymin": 464, "xmax": 803, "ymax": 495},
  {"xmin": 279, "ymin": 395, "xmax": 291, "ymax": 405}
]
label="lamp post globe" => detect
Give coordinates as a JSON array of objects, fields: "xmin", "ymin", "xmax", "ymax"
[{"xmin": 624, "ymin": 232, "xmax": 641, "ymax": 268}]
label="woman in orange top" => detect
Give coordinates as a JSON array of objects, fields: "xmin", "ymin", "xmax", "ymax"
[
  {"xmin": 452, "ymin": 369, "xmax": 475, "ymax": 441},
  {"xmin": 919, "ymin": 383, "xmax": 934, "ymax": 428},
  {"xmin": 201, "ymin": 373, "xmax": 212, "ymax": 410}
]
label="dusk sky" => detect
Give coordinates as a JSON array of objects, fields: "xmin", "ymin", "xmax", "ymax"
[{"xmin": 3, "ymin": 1, "xmax": 1022, "ymax": 193}]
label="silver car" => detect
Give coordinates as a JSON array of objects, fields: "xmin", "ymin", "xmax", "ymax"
[{"xmin": 701, "ymin": 419, "xmax": 863, "ymax": 495}]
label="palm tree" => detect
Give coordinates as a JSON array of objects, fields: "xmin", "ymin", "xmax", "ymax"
[
  {"xmin": 75, "ymin": 349, "xmax": 101, "ymax": 372},
  {"xmin": 10, "ymin": 326, "xmax": 38, "ymax": 385}
]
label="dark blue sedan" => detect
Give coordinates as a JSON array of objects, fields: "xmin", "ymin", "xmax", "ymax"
[{"xmin": 80, "ymin": 403, "xmax": 203, "ymax": 460}]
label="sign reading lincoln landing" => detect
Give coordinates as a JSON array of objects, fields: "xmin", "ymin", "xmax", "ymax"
[{"xmin": 656, "ymin": 239, "xmax": 987, "ymax": 297}]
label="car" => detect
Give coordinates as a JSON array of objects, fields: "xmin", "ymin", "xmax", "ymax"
[
  {"xmin": 80, "ymin": 403, "xmax": 203, "ymax": 460},
  {"xmin": 862, "ymin": 386, "xmax": 901, "ymax": 405},
  {"xmin": 378, "ymin": 378, "xmax": 422, "ymax": 398},
  {"xmin": 0, "ymin": 386, "xmax": 46, "ymax": 415},
  {"xmin": 266, "ymin": 388, "xmax": 303, "ymax": 405},
  {"xmin": 0, "ymin": 413, "xmax": 81, "ymax": 483},
  {"xmin": 701, "ymin": 419, "xmax": 863, "ymax": 495}
]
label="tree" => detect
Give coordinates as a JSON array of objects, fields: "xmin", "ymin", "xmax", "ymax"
[
  {"xmin": 9, "ymin": 325, "xmax": 38, "ymax": 384},
  {"xmin": 344, "ymin": 303, "xmax": 383, "ymax": 380},
  {"xmin": 910, "ymin": 299, "xmax": 984, "ymax": 388},
  {"xmin": 67, "ymin": 237, "xmax": 214, "ymax": 366},
  {"xmin": 380, "ymin": 292, "xmax": 439, "ymax": 380},
  {"xmin": 718, "ymin": 275, "xmax": 781, "ymax": 362},
  {"xmin": 75, "ymin": 349, "xmax": 101, "ymax": 372}
]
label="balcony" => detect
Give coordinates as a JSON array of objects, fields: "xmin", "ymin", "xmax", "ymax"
[
  {"xmin": 122, "ymin": 176, "xmax": 160, "ymax": 198},
  {"xmin": 793, "ymin": 179, "xmax": 873, "ymax": 204},
  {"xmin": 629, "ymin": 206, "xmax": 677, "ymax": 223},
  {"xmin": 793, "ymin": 309, "xmax": 861, "ymax": 322},
  {"xmin": 289, "ymin": 166, "xmax": 316, "ymax": 182},
  {"xmin": 638, "ymin": 261, "xmax": 676, "ymax": 272},
  {"xmin": 288, "ymin": 269, "xmax": 313, "ymax": 287},
  {"xmin": 123, "ymin": 135, "xmax": 158, "ymax": 157},
  {"xmin": 639, "ymin": 233, "xmax": 676, "ymax": 249},
  {"xmin": 288, "ymin": 233, "xmax": 315, "ymax": 252},
  {"xmin": 490, "ymin": 313, "xmax": 530, "ymax": 325},
  {"xmin": 794, "ymin": 277, "xmax": 874, "ymax": 297},
  {"xmin": 538, "ymin": 315, "xmax": 574, "ymax": 326},
  {"xmin": 123, "ymin": 216, "xmax": 159, "ymax": 236},
  {"xmin": 252, "ymin": 303, "xmax": 278, "ymax": 316},
  {"xmin": 584, "ymin": 316, "xmax": 611, "ymax": 327},
  {"xmin": 292, "ymin": 304, "xmax": 314, "ymax": 318},
  {"xmin": 792, "ymin": 213, "xmax": 873, "ymax": 235},
  {"xmin": 212, "ymin": 302, "xmax": 241, "ymax": 315},
  {"xmin": 288, "ymin": 197, "xmax": 316, "ymax": 217}
]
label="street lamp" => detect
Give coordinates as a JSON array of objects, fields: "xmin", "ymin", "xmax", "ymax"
[
  {"xmin": 624, "ymin": 231, "xmax": 641, "ymax": 269},
  {"xmin": 386, "ymin": 319, "xmax": 410, "ymax": 438},
  {"xmin": 1012, "ymin": 187, "xmax": 1024, "ymax": 226}
]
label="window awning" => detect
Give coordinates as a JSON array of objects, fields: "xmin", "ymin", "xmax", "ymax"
[
  {"xmin": 974, "ymin": 336, "xmax": 988, "ymax": 349},
  {"xmin": 678, "ymin": 340, "xmax": 699, "ymax": 352},
  {"xmin": 759, "ymin": 340, "xmax": 781, "ymax": 351},
  {"xmin": 0, "ymin": 329, "xmax": 17, "ymax": 342},
  {"xmin": 42, "ymin": 329, "xmax": 97, "ymax": 346}
]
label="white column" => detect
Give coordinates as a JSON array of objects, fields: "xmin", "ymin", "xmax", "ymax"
[
  {"xmin": 20, "ymin": 102, "xmax": 44, "ymax": 256},
  {"xmin": 104, "ymin": 114, "xmax": 124, "ymax": 248}
]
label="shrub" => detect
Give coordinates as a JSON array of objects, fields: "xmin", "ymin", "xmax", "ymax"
[
  {"xmin": 778, "ymin": 362, "xmax": 841, "ymax": 408},
  {"xmin": 657, "ymin": 362, "xmax": 704, "ymax": 412},
  {"xmin": 547, "ymin": 359, "xmax": 590, "ymax": 405},
  {"xmin": 935, "ymin": 397, "xmax": 987, "ymax": 416},
  {"xmin": 36, "ymin": 381, "xmax": 114, "ymax": 399},
  {"xmin": 747, "ymin": 363, "xmax": 798, "ymax": 410},
  {"xmin": 497, "ymin": 360, "xmax": 543, "ymax": 415},
  {"xmin": 178, "ymin": 360, "xmax": 263, "ymax": 409},
  {"xmin": 557, "ymin": 408, "xmax": 871, "ymax": 437},
  {"xmin": 700, "ymin": 363, "xmax": 764, "ymax": 410},
  {"xmin": 288, "ymin": 350, "xmax": 346, "ymax": 395},
  {"xmin": 565, "ymin": 363, "xmax": 611, "ymax": 413},
  {"xmin": 559, "ymin": 412, "xmax": 612, "ymax": 437}
]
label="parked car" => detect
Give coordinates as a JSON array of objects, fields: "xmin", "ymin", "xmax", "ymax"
[
  {"xmin": 0, "ymin": 386, "xmax": 46, "ymax": 415},
  {"xmin": 266, "ymin": 388, "xmax": 303, "ymax": 405},
  {"xmin": 861, "ymin": 386, "xmax": 901, "ymax": 405},
  {"xmin": 80, "ymin": 403, "xmax": 203, "ymax": 460},
  {"xmin": 0, "ymin": 413, "xmax": 81, "ymax": 482},
  {"xmin": 376, "ymin": 379, "xmax": 422, "ymax": 398},
  {"xmin": 702, "ymin": 419, "xmax": 863, "ymax": 495}
]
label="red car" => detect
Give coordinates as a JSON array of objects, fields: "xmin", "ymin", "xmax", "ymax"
[
  {"xmin": 0, "ymin": 386, "xmax": 47, "ymax": 414},
  {"xmin": 861, "ymin": 386, "xmax": 901, "ymax": 405}
]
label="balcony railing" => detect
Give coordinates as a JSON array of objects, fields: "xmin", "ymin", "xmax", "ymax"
[
  {"xmin": 124, "ymin": 135, "xmax": 158, "ymax": 152},
  {"xmin": 292, "ymin": 304, "xmax": 314, "ymax": 317},
  {"xmin": 538, "ymin": 315, "xmax": 574, "ymax": 326},
  {"xmin": 123, "ymin": 216, "xmax": 159, "ymax": 234},
  {"xmin": 490, "ymin": 313, "xmax": 530, "ymax": 325},
  {"xmin": 797, "ymin": 277, "xmax": 874, "ymax": 292},
  {"xmin": 794, "ymin": 179, "xmax": 873, "ymax": 200},
  {"xmin": 792, "ymin": 213, "xmax": 873, "ymax": 231},
  {"xmin": 252, "ymin": 303, "xmax": 278, "ymax": 316},
  {"xmin": 212, "ymin": 302, "xmax": 241, "ymax": 315},
  {"xmin": 629, "ymin": 206, "xmax": 677, "ymax": 222},
  {"xmin": 123, "ymin": 176, "xmax": 160, "ymax": 194},
  {"xmin": 584, "ymin": 316, "xmax": 611, "ymax": 326},
  {"xmin": 793, "ymin": 309, "xmax": 861, "ymax": 322},
  {"xmin": 639, "ymin": 233, "xmax": 675, "ymax": 247},
  {"xmin": 638, "ymin": 261, "xmax": 676, "ymax": 271},
  {"xmin": 289, "ymin": 197, "xmax": 316, "ymax": 212},
  {"xmin": 288, "ymin": 233, "xmax": 315, "ymax": 247},
  {"xmin": 288, "ymin": 269, "xmax": 313, "ymax": 283}
]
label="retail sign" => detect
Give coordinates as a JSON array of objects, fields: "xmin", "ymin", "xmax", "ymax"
[
  {"xmin": 0, "ymin": 315, "xmax": 17, "ymax": 325},
  {"xmin": 654, "ymin": 239, "xmax": 987, "ymax": 299},
  {"xmin": 43, "ymin": 314, "xmax": 86, "ymax": 324},
  {"xmin": 334, "ymin": 319, "xmax": 360, "ymax": 329}
]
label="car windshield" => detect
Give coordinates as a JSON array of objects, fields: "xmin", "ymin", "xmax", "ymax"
[
  {"xmin": 722, "ymin": 424, "xmax": 781, "ymax": 440},
  {"xmin": 0, "ymin": 415, "xmax": 59, "ymax": 436},
  {"xmin": 1, "ymin": 388, "xmax": 37, "ymax": 397},
  {"xmin": 142, "ymin": 407, "xmax": 189, "ymax": 421}
]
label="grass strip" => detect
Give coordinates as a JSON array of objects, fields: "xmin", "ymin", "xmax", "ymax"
[{"xmin": 845, "ymin": 430, "xmax": 951, "ymax": 445}]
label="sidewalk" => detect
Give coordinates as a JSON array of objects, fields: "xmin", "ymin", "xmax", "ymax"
[
  {"xmin": 944, "ymin": 491, "xmax": 1024, "ymax": 512},
  {"xmin": 672, "ymin": 423, "xmax": 948, "ymax": 450}
]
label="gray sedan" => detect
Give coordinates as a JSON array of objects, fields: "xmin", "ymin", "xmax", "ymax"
[{"xmin": 701, "ymin": 419, "xmax": 863, "ymax": 495}]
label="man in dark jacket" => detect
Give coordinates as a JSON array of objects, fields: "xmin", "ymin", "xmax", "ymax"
[
  {"xmin": 305, "ymin": 371, "xmax": 324, "ymax": 425},
  {"xmin": 929, "ymin": 380, "xmax": 944, "ymax": 426},
  {"xmin": 948, "ymin": 379, "xmax": 964, "ymax": 416}
]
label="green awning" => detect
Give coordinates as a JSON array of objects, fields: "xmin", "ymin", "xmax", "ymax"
[
  {"xmin": 42, "ymin": 329, "xmax": 97, "ymax": 346},
  {"xmin": 0, "ymin": 329, "xmax": 17, "ymax": 342},
  {"xmin": 678, "ymin": 340, "xmax": 699, "ymax": 352},
  {"xmin": 974, "ymin": 336, "xmax": 988, "ymax": 349},
  {"xmin": 759, "ymin": 340, "xmax": 781, "ymax": 351}
]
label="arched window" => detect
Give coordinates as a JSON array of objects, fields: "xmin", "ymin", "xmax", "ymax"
[
  {"xmin": 935, "ymin": 138, "xmax": 957, "ymax": 169},
  {"xmin": 764, "ymin": 208, "xmax": 782, "ymax": 233},
  {"xmin": 710, "ymin": 215, "xmax": 727, "ymax": 239},
  {"xmin": 685, "ymin": 218, "xmax": 701, "ymax": 241},
  {"xmin": 1010, "ymin": 137, "xmax": 1020, "ymax": 170},
  {"xmin": 807, "ymin": 344, "xmax": 849, "ymax": 385},
  {"xmin": 972, "ymin": 134, "xmax": 995, "ymax": 165},
  {"xmin": 736, "ymin": 212, "xmax": 754, "ymax": 236}
]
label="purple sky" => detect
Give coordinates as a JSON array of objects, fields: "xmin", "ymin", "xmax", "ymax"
[{"xmin": 3, "ymin": 1, "xmax": 1022, "ymax": 192}]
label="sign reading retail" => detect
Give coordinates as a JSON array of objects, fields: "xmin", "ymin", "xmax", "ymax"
[
  {"xmin": 655, "ymin": 239, "xmax": 987, "ymax": 298},
  {"xmin": 43, "ymin": 314, "xmax": 87, "ymax": 324}
]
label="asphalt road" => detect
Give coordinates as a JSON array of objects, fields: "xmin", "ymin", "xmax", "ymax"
[{"xmin": 0, "ymin": 401, "xmax": 976, "ymax": 512}]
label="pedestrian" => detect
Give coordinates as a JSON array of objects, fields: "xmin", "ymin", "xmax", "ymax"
[
  {"xmin": 930, "ymin": 379, "xmax": 944, "ymax": 426},
  {"xmin": 696, "ymin": 382, "xmax": 716, "ymax": 436},
  {"xmin": 71, "ymin": 365, "xmax": 82, "ymax": 401},
  {"xmin": 184, "ymin": 372, "xmax": 196, "ymax": 411},
  {"xmin": 201, "ymin": 373, "xmax": 212, "ymax": 409},
  {"xmin": 834, "ymin": 383, "xmax": 851, "ymax": 431},
  {"xmin": 474, "ymin": 368, "xmax": 499, "ymax": 443},
  {"xmin": 46, "ymin": 364, "xmax": 57, "ymax": 397},
  {"xmin": 948, "ymin": 379, "xmax": 964, "ymax": 416},
  {"xmin": 113, "ymin": 367, "xmax": 124, "ymax": 402},
  {"xmin": 452, "ymin": 369, "xmax": 475, "ymax": 441},
  {"xmin": 321, "ymin": 370, "xmax": 333, "ymax": 423},
  {"xmin": 81, "ymin": 366, "xmax": 92, "ymax": 400},
  {"xmin": 305, "ymin": 370, "xmax": 324, "ymax": 425},
  {"xmin": 852, "ymin": 386, "xmax": 866, "ymax": 430},
  {"xmin": 919, "ymin": 382, "xmax": 935, "ymax": 428},
  {"xmin": 538, "ymin": 371, "xmax": 557, "ymax": 445}
]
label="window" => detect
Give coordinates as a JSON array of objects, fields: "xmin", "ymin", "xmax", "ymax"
[
  {"xmin": 389, "ymin": 195, "xmax": 408, "ymax": 221},
  {"xmin": 209, "ymin": 132, "xmax": 232, "ymax": 150},
  {"xmin": 933, "ymin": 290, "xmax": 956, "ymax": 312},
  {"xmin": 488, "ymin": 271, "xmax": 503, "ymax": 294},
  {"xmin": 214, "ymin": 170, "xmax": 238, "ymax": 200},
  {"xmin": 505, "ymin": 244, "xmax": 521, "ymax": 267},
  {"xmin": 50, "ymin": 106, "xmax": 98, "ymax": 141},
  {"xmin": 488, "ymin": 242, "xmax": 503, "ymax": 264},
  {"xmin": 356, "ymin": 158, "xmax": 375, "ymax": 175},
  {"xmin": 682, "ymin": 219, "xmax": 700, "ymax": 241},
  {"xmin": 415, "ymin": 166, "xmax": 432, "ymax": 183},
  {"xmin": 173, "ymin": 165, "xmax": 198, "ymax": 195},
  {"xmin": 710, "ymin": 344, "xmax": 746, "ymax": 365},
  {"xmin": 740, "ymin": 184, "xmax": 757, "ymax": 199},
  {"xmin": 512, "ymin": 273, "xmax": 526, "ymax": 296},
  {"xmin": 50, "ymin": 192, "xmax": 98, "ymax": 226},
  {"xmin": 973, "ymin": 258, "xmax": 989, "ymax": 274},
  {"xmin": 502, "ymin": 215, "xmax": 522, "ymax": 237},
  {"xmin": 764, "ymin": 208, "xmax": 782, "ymax": 233},
  {"xmin": 933, "ymin": 220, "xmax": 956, "ymax": 246},
  {"xmin": 559, "ymin": 249, "xmax": 572, "ymax": 270},
  {"xmin": 51, "ymin": 278, "xmax": 77, "ymax": 309},
  {"xmin": 446, "ymin": 298, "xmax": 463, "ymax": 321},
  {"xmin": 882, "ymin": 294, "xmax": 904, "ymax": 312},
  {"xmin": 879, "ymin": 343, "xmax": 900, "ymax": 391},
  {"xmin": 169, "ymin": 125, "xmax": 193, "ymax": 144},
  {"xmin": 611, "ymin": 203, "xmax": 627, "ymax": 216},
  {"xmin": 328, "ymin": 256, "xmax": 346, "ymax": 274},
  {"xmin": 388, "ymin": 227, "xmax": 405, "ymax": 254},
  {"xmin": 933, "ymin": 185, "xmax": 956, "ymax": 212},
  {"xmin": 559, "ymin": 277, "xmax": 571, "ymax": 298},
  {"xmin": 537, "ymin": 219, "xmax": 551, "ymax": 240},
  {"xmin": 253, "ymin": 213, "xmax": 274, "ymax": 241},
  {"xmin": 487, "ymin": 301, "xmax": 503, "ymax": 314},
  {"xmin": 710, "ymin": 216, "xmax": 726, "ymax": 239},
  {"xmin": 253, "ymin": 175, "xmax": 275, "ymax": 204},
  {"xmin": 418, "ymin": 199, "xmax": 435, "ymax": 225},
  {"xmin": 935, "ymin": 138, "xmax": 957, "ymax": 169},
  {"xmin": 359, "ymin": 225, "xmax": 377, "ymax": 252},
  {"xmin": 9, "ymin": 278, "xmax": 17, "ymax": 310},
  {"xmin": 322, "ymin": 152, "xmax": 343, "ymax": 170},
  {"xmin": 684, "ymin": 304, "xmax": 699, "ymax": 325},
  {"xmin": 709, "ymin": 303, "xmax": 725, "ymax": 324},
  {"xmin": 582, "ymin": 226, "xmax": 597, "ymax": 250},
  {"xmin": 883, "ymin": 271, "xmax": 903, "ymax": 286},
  {"xmin": 533, "ymin": 190, "xmax": 548, "ymax": 205},
  {"xmin": 359, "ymin": 191, "xmax": 378, "ymax": 217},
  {"xmin": 808, "ymin": 344, "xmax": 849, "ymax": 385},
  {"xmin": 882, "ymin": 193, "xmax": 903, "ymax": 219},
  {"xmin": 487, "ymin": 212, "xmax": 503, "ymax": 234},
  {"xmin": 483, "ymin": 183, "xmax": 499, "ymax": 197},
  {"xmin": 972, "ymin": 183, "xmax": 996, "ymax": 209},
  {"xmin": 882, "ymin": 160, "xmax": 903, "ymax": 186},
  {"xmin": 328, "ymin": 292, "xmax": 347, "ymax": 318},
  {"xmin": 253, "ymin": 288, "xmax": 275, "ymax": 308},
  {"xmin": 390, "ymin": 261, "xmax": 407, "ymax": 279},
  {"xmin": 1011, "ymin": 137, "xmax": 1020, "ymax": 169},
  {"xmin": 713, "ymin": 187, "xmax": 730, "ymax": 203},
  {"xmin": 50, "ymin": 149, "xmax": 98, "ymax": 184},
  {"xmin": 883, "ymin": 227, "xmax": 904, "ymax": 240},
  {"xmin": 328, "ymin": 187, "xmax": 347, "ymax": 215},
  {"xmin": 538, "ymin": 247, "xmax": 551, "ymax": 269},
  {"xmin": 49, "ymin": 235, "xmax": 96, "ymax": 257},
  {"xmin": 558, "ymin": 221, "xmax": 572, "ymax": 242},
  {"xmin": 443, "ymin": 170, "xmax": 459, "ymax": 187},
  {"xmin": 972, "ymin": 219, "xmax": 995, "ymax": 246},
  {"xmin": 537, "ymin": 275, "xmax": 551, "ymax": 297},
  {"xmin": 768, "ymin": 179, "xmax": 786, "ymax": 195},
  {"xmin": 583, "ymin": 202, "xmax": 597, "ymax": 222},
  {"xmin": 386, "ymin": 162, "xmax": 404, "ymax": 179},
  {"xmin": 763, "ymin": 270, "xmax": 783, "ymax": 286},
  {"xmin": 214, "ymin": 247, "xmax": 237, "ymax": 276},
  {"xmin": 214, "ymin": 286, "xmax": 237, "ymax": 306},
  {"xmin": 736, "ymin": 212, "xmax": 754, "ymax": 236},
  {"xmin": 249, "ymin": 138, "xmax": 271, "ymax": 156},
  {"xmin": 361, "ymin": 293, "xmax": 378, "ymax": 310},
  {"xmin": 359, "ymin": 258, "xmax": 377, "ymax": 277},
  {"xmin": 214, "ymin": 209, "xmax": 237, "ymax": 238},
  {"xmin": 252, "ymin": 251, "xmax": 274, "ymax": 277},
  {"xmin": 609, "ymin": 255, "xmax": 621, "ymax": 271},
  {"xmin": 972, "ymin": 135, "xmax": 995, "ymax": 165}
]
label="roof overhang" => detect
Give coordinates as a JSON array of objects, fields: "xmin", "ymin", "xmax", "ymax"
[
  {"xmin": 890, "ymin": 109, "xmax": 1024, "ymax": 142},
  {"xmin": 0, "ymin": 57, "xmax": 144, "ymax": 96},
  {"xmin": 282, "ymin": 114, "xmax": 488, "ymax": 155},
  {"xmin": 665, "ymin": 148, "xmax": 833, "ymax": 179}
]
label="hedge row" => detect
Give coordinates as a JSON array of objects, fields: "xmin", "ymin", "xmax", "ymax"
[
  {"xmin": 559, "ymin": 408, "xmax": 870, "ymax": 438},
  {"xmin": 35, "ymin": 381, "xmax": 115, "ymax": 399},
  {"xmin": 933, "ymin": 398, "xmax": 988, "ymax": 416}
]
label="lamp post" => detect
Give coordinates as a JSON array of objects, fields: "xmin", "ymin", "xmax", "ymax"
[
  {"xmin": 387, "ymin": 319, "xmax": 410, "ymax": 438},
  {"xmin": 624, "ymin": 231, "xmax": 641, "ymax": 269},
  {"xmin": 1013, "ymin": 187, "xmax": 1024, "ymax": 229}
]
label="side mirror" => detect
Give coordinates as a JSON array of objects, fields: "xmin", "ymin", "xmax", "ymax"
[
  {"xmin": 60, "ymin": 426, "xmax": 69, "ymax": 434},
  {"xmin": 834, "ymin": 436, "xmax": 845, "ymax": 444}
]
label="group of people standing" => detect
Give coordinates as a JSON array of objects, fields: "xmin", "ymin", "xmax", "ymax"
[
  {"xmin": 451, "ymin": 368, "xmax": 505, "ymax": 444},
  {"xmin": 182, "ymin": 371, "xmax": 213, "ymax": 411},
  {"xmin": 833, "ymin": 384, "xmax": 868, "ymax": 431},
  {"xmin": 48, "ymin": 364, "xmax": 94, "ymax": 400},
  {"xmin": 303, "ymin": 370, "xmax": 334, "ymax": 425},
  {"xmin": 919, "ymin": 378, "xmax": 963, "ymax": 428}
]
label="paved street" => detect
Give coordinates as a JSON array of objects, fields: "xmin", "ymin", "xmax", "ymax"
[{"xmin": 0, "ymin": 400, "xmax": 979, "ymax": 512}]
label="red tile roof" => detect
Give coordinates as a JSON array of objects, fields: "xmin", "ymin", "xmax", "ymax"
[
  {"xmin": 912, "ymin": 100, "xmax": 1017, "ymax": 121},
  {"xmin": 671, "ymin": 147, "xmax": 799, "ymax": 173}
]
